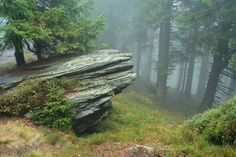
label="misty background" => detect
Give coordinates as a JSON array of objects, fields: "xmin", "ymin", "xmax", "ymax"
[
  {"xmin": 92, "ymin": 0, "xmax": 236, "ymax": 112},
  {"xmin": 1, "ymin": 0, "xmax": 236, "ymax": 112}
]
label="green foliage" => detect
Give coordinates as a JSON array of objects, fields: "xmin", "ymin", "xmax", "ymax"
[
  {"xmin": 0, "ymin": 0, "xmax": 105, "ymax": 61},
  {"xmin": 36, "ymin": 0, "xmax": 105, "ymax": 54},
  {"xmin": 1, "ymin": 91, "xmax": 236, "ymax": 156},
  {"xmin": 143, "ymin": 0, "xmax": 173, "ymax": 29},
  {"xmin": 37, "ymin": 1, "xmax": 105, "ymax": 54},
  {"xmin": 187, "ymin": 96, "xmax": 236, "ymax": 145},
  {"xmin": 57, "ymin": 91, "xmax": 236, "ymax": 157},
  {"xmin": 229, "ymin": 54, "xmax": 236, "ymax": 71},
  {"xmin": 26, "ymin": 101, "xmax": 76, "ymax": 131},
  {"xmin": 0, "ymin": 78, "xmax": 79, "ymax": 130},
  {"xmin": 0, "ymin": 0, "xmax": 50, "ymax": 42}
]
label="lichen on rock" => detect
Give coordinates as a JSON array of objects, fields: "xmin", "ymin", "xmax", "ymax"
[{"xmin": 0, "ymin": 49, "xmax": 136, "ymax": 134}]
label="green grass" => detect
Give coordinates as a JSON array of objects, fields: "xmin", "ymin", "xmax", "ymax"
[
  {"xmin": 55, "ymin": 91, "xmax": 236, "ymax": 157},
  {"xmin": 1, "ymin": 91, "xmax": 236, "ymax": 157}
]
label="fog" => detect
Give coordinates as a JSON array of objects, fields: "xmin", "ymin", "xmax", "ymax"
[
  {"xmin": 0, "ymin": 1, "xmax": 236, "ymax": 156},
  {"xmin": 93, "ymin": 0, "xmax": 236, "ymax": 110},
  {"xmin": 1, "ymin": 0, "xmax": 235, "ymax": 112}
]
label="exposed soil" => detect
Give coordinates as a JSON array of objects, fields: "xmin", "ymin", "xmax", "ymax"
[
  {"xmin": 0, "ymin": 143, "xmax": 40, "ymax": 155},
  {"xmin": 93, "ymin": 142, "xmax": 186, "ymax": 157}
]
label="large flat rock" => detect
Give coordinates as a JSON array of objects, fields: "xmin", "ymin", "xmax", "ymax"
[{"xmin": 0, "ymin": 49, "xmax": 136, "ymax": 134}]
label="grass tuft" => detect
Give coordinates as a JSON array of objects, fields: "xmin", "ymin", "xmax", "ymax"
[{"xmin": 0, "ymin": 91, "xmax": 236, "ymax": 157}]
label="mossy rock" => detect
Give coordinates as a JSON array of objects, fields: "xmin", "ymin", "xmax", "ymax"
[{"xmin": 0, "ymin": 50, "xmax": 136, "ymax": 134}]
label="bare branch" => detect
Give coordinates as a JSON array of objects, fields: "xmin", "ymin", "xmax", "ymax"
[
  {"xmin": 221, "ymin": 71, "xmax": 233, "ymax": 78},
  {"xmin": 24, "ymin": 40, "xmax": 37, "ymax": 53},
  {"xmin": 0, "ymin": 43, "xmax": 7, "ymax": 56}
]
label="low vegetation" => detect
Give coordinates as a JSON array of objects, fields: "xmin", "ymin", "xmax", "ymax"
[
  {"xmin": 0, "ymin": 91, "xmax": 235, "ymax": 157},
  {"xmin": 0, "ymin": 118, "xmax": 72, "ymax": 156},
  {"xmin": 0, "ymin": 78, "xmax": 80, "ymax": 130},
  {"xmin": 187, "ymin": 96, "xmax": 236, "ymax": 146}
]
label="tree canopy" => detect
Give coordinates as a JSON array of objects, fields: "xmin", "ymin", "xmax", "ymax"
[{"xmin": 0, "ymin": 0, "xmax": 104, "ymax": 66}]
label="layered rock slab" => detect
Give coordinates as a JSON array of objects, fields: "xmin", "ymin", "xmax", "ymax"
[{"xmin": 0, "ymin": 49, "xmax": 136, "ymax": 134}]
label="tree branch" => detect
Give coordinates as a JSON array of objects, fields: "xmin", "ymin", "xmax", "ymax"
[
  {"xmin": 24, "ymin": 40, "xmax": 37, "ymax": 53},
  {"xmin": 0, "ymin": 43, "xmax": 7, "ymax": 56}
]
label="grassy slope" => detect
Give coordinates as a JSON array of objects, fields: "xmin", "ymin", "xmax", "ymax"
[{"xmin": 0, "ymin": 91, "xmax": 236, "ymax": 157}]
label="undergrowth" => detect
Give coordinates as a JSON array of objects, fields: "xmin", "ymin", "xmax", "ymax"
[
  {"xmin": 0, "ymin": 90, "xmax": 236, "ymax": 157},
  {"xmin": 187, "ymin": 96, "xmax": 236, "ymax": 146},
  {"xmin": 56, "ymin": 91, "xmax": 236, "ymax": 157},
  {"xmin": 0, "ymin": 78, "xmax": 80, "ymax": 130}
]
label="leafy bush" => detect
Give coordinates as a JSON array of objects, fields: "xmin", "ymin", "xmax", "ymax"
[
  {"xmin": 187, "ymin": 96, "xmax": 236, "ymax": 145},
  {"xmin": 0, "ymin": 78, "xmax": 80, "ymax": 130},
  {"xmin": 26, "ymin": 101, "xmax": 76, "ymax": 130}
]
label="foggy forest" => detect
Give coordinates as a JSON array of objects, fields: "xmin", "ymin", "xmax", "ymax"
[{"xmin": 0, "ymin": 0, "xmax": 236, "ymax": 157}]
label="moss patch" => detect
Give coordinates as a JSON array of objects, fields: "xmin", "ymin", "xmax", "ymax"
[{"xmin": 187, "ymin": 96, "xmax": 236, "ymax": 146}]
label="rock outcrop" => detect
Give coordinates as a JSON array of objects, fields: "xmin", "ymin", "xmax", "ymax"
[{"xmin": 0, "ymin": 49, "xmax": 136, "ymax": 134}]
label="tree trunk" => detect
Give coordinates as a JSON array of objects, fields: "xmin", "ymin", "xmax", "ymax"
[
  {"xmin": 201, "ymin": 56, "xmax": 225, "ymax": 110},
  {"xmin": 201, "ymin": 23, "xmax": 230, "ymax": 110},
  {"xmin": 184, "ymin": 55, "xmax": 195, "ymax": 97},
  {"xmin": 136, "ymin": 26, "xmax": 148, "ymax": 78},
  {"xmin": 136, "ymin": 41, "xmax": 142, "ymax": 77},
  {"xmin": 157, "ymin": 0, "xmax": 172, "ymax": 103},
  {"xmin": 228, "ymin": 72, "xmax": 236, "ymax": 96},
  {"xmin": 196, "ymin": 55, "xmax": 209, "ymax": 99},
  {"xmin": 183, "ymin": 25, "xmax": 198, "ymax": 97},
  {"xmin": 228, "ymin": 78, "xmax": 235, "ymax": 96},
  {"xmin": 34, "ymin": 41, "xmax": 43, "ymax": 60},
  {"xmin": 157, "ymin": 22, "xmax": 169, "ymax": 102},
  {"xmin": 176, "ymin": 59, "xmax": 184, "ymax": 91},
  {"xmin": 145, "ymin": 45, "xmax": 153, "ymax": 82},
  {"xmin": 180, "ymin": 60, "xmax": 188, "ymax": 97},
  {"xmin": 13, "ymin": 36, "xmax": 26, "ymax": 66}
]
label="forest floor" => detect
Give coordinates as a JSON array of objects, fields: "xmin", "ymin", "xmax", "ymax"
[{"xmin": 0, "ymin": 87, "xmax": 236, "ymax": 157}]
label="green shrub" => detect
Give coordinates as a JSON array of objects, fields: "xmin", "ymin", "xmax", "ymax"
[
  {"xmin": 26, "ymin": 101, "xmax": 76, "ymax": 130},
  {"xmin": 0, "ymin": 78, "xmax": 80, "ymax": 130},
  {"xmin": 187, "ymin": 96, "xmax": 236, "ymax": 145}
]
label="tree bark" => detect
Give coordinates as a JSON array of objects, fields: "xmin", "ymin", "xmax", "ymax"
[
  {"xmin": 226, "ymin": 71, "xmax": 236, "ymax": 96},
  {"xmin": 176, "ymin": 58, "xmax": 184, "ymax": 91},
  {"xmin": 201, "ymin": 56, "xmax": 225, "ymax": 110},
  {"xmin": 34, "ymin": 41, "xmax": 43, "ymax": 60},
  {"xmin": 196, "ymin": 55, "xmax": 209, "ymax": 99},
  {"xmin": 157, "ymin": 0, "xmax": 172, "ymax": 103},
  {"xmin": 13, "ymin": 36, "xmax": 26, "ymax": 66},
  {"xmin": 180, "ymin": 60, "xmax": 188, "ymax": 97},
  {"xmin": 146, "ymin": 46, "xmax": 153, "ymax": 82},
  {"xmin": 183, "ymin": 25, "xmax": 198, "ymax": 97},
  {"xmin": 136, "ymin": 25, "xmax": 148, "ymax": 78},
  {"xmin": 201, "ymin": 23, "xmax": 231, "ymax": 110},
  {"xmin": 136, "ymin": 41, "xmax": 142, "ymax": 77},
  {"xmin": 184, "ymin": 55, "xmax": 195, "ymax": 97}
]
